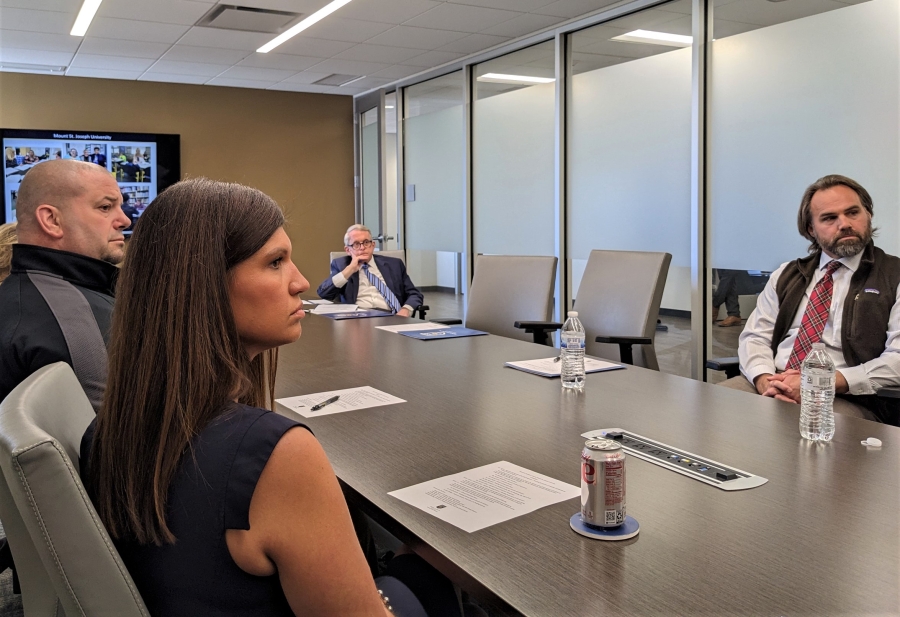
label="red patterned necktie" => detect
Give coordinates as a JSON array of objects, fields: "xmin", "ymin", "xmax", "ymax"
[{"xmin": 785, "ymin": 260, "xmax": 842, "ymax": 371}]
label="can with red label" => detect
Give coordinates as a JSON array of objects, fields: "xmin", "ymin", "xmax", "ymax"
[{"xmin": 581, "ymin": 438, "xmax": 626, "ymax": 528}]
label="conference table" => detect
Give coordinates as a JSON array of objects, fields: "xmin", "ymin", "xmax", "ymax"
[{"xmin": 274, "ymin": 313, "xmax": 899, "ymax": 616}]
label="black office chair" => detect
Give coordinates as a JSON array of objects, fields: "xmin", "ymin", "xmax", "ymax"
[{"xmin": 514, "ymin": 250, "xmax": 672, "ymax": 366}]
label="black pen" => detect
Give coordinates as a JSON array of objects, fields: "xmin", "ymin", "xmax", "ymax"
[{"xmin": 310, "ymin": 395, "xmax": 340, "ymax": 411}]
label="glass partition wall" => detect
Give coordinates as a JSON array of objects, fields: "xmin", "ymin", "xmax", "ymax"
[
  {"xmin": 707, "ymin": 0, "xmax": 898, "ymax": 382},
  {"xmin": 567, "ymin": 0, "xmax": 693, "ymax": 377},
  {"xmin": 402, "ymin": 72, "xmax": 466, "ymax": 319},
  {"xmin": 356, "ymin": 0, "xmax": 899, "ymax": 382}
]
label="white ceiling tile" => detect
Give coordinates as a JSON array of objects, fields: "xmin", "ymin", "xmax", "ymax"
[
  {"xmin": 405, "ymin": 4, "xmax": 523, "ymax": 32},
  {"xmin": 217, "ymin": 65, "xmax": 296, "ymax": 81},
  {"xmin": 342, "ymin": 75, "xmax": 393, "ymax": 89},
  {"xmin": 280, "ymin": 70, "xmax": 332, "ymax": 84},
  {"xmin": 205, "ymin": 76, "xmax": 279, "ymax": 89},
  {"xmin": 237, "ymin": 52, "xmax": 323, "ymax": 71},
  {"xmin": 0, "ymin": 29, "xmax": 80, "ymax": 52},
  {"xmin": 0, "ymin": 47, "xmax": 73, "ymax": 66},
  {"xmin": 449, "ymin": 0, "xmax": 555, "ymax": 10},
  {"xmin": 275, "ymin": 36, "xmax": 355, "ymax": 58},
  {"xmin": 338, "ymin": 0, "xmax": 441, "ymax": 24},
  {"xmin": 65, "ymin": 67, "xmax": 143, "ymax": 80},
  {"xmin": 306, "ymin": 57, "xmax": 392, "ymax": 75},
  {"xmin": 478, "ymin": 13, "xmax": 560, "ymax": 37},
  {"xmin": 0, "ymin": 0, "xmax": 77, "ymax": 10},
  {"xmin": 177, "ymin": 26, "xmax": 273, "ymax": 51},
  {"xmin": 534, "ymin": 0, "xmax": 620, "ymax": 19},
  {"xmin": 77, "ymin": 37, "xmax": 171, "ymax": 59},
  {"xmin": 301, "ymin": 16, "xmax": 395, "ymax": 43},
  {"xmin": 70, "ymin": 53, "xmax": 157, "ymax": 71},
  {"xmin": 145, "ymin": 59, "xmax": 230, "ymax": 76},
  {"xmin": 713, "ymin": 0, "xmax": 847, "ymax": 27},
  {"xmin": 95, "ymin": 0, "xmax": 211, "ymax": 25},
  {"xmin": 86, "ymin": 17, "xmax": 190, "ymax": 43},
  {"xmin": 335, "ymin": 43, "xmax": 423, "ymax": 64},
  {"xmin": 138, "ymin": 72, "xmax": 207, "ymax": 84},
  {"xmin": 371, "ymin": 64, "xmax": 423, "ymax": 79},
  {"xmin": 162, "ymin": 44, "xmax": 249, "ymax": 64},
  {"xmin": 0, "ymin": 8, "xmax": 74, "ymax": 35},
  {"xmin": 364, "ymin": 25, "xmax": 469, "ymax": 50},
  {"xmin": 437, "ymin": 32, "xmax": 510, "ymax": 54},
  {"xmin": 401, "ymin": 49, "xmax": 466, "ymax": 67}
]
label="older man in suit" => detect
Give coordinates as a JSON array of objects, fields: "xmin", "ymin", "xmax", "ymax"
[{"xmin": 316, "ymin": 224, "xmax": 423, "ymax": 316}]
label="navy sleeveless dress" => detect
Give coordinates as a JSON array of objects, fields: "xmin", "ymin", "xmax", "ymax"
[{"xmin": 81, "ymin": 404, "xmax": 307, "ymax": 616}]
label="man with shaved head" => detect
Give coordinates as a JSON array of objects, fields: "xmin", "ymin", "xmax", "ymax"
[{"xmin": 0, "ymin": 159, "xmax": 131, "ymax": 410}]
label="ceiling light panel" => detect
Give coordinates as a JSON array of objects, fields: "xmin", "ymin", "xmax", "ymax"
[
  {"xmin": 477, "ymin": 72, "xmax": 554, "ymax": 85},
  {"xmin": 258, "ymin": 0, "xmax": 354, "ymax": 53},
  {"xmin": 71, "ymin": 0, "xmax": 103, "ymax": 36},
  {"xmin": 611, "ymin": 29, "xmax": 692, "ymax": 47}
]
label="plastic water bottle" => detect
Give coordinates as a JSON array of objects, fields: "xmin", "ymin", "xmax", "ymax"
[
  {"xmin": 561, "ymin": 311, "xmax": 586, "ymax": 391},
  {"xmin": 799, "ymin": 342, "xmax": 836, "ymax": 442}
]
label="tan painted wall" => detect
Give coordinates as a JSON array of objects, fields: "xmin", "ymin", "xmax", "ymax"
[{"xmin": 0, "ymin": 72, "xmax": 355, "ymax": 286}]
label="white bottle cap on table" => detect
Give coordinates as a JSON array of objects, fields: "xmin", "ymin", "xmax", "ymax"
[{"xmin": 861, "ymin": 437, "xmax": 882, "ymax": 447}]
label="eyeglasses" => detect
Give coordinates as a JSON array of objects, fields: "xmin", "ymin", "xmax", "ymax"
[{"xmin": 348, "ymin": 240, "xmax": 375, "ymax": 250}]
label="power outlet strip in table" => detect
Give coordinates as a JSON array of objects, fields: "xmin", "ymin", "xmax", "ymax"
[{"xmin": 581, "ymin": 428, "xmax": 768, "ymax": 491}]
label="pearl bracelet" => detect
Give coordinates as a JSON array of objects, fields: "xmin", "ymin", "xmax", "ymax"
[{"xmin": 378, "ymin": 589, "xmax": 395, "ymax": 615}]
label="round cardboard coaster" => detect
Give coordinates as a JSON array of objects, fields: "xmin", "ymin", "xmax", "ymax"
[{"xmin": 570, "ymin": 513, "xmax": 640, "ymax": 541}]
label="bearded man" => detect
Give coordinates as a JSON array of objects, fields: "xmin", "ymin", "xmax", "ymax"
[{"xmin": 721, "ymin": 174, "xmax": 900, "ymax": 424}]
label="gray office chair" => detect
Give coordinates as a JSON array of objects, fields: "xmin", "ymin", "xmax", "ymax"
[
  {"xmin": 0, "ymin": 363, "xmax": 148, "ymax": 617},
  {"xmin": 327, "ymin": 249, "xmax": 429, "ymax": 319},
  {"xmin": 435, "ymin": 254, "xmax": 558, "ymax": 344},
  {"xmin": 520, "ymin": 250, "xmax": 671, "ymax": 367}
]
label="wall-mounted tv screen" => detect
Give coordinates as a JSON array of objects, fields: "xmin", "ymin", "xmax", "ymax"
[{"xmin": 2, "ymin": 129, "xmax": 180, "ymax": 234}]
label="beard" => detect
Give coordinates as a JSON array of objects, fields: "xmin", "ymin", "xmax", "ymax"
[{"xmin": 819, "ymin": 224, "xmax": 873, "ymax": 258}]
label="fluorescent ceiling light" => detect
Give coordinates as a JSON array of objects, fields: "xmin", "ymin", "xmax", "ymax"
[
  {"xmin": 477, "ymin": 73, "xmax": 555, "ymax": 85},
  {"xmin": 385, "ymin": 105, "xmax": 395, "ymax": 109},
  {"xmin": 71, "ymin": 0, "xmax": 103, "ymax": 36},
  {"xmin": 611, "ymin": 29, "xmax": 692, "ymax": 48},
  {"xmin": 257, "ymin": 0, "xmax": 353, "ymax": 53}
]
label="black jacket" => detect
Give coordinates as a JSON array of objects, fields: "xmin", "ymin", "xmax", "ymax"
[
  {"xmin": 0, "ymin": 245, "xmax": 118, "ymax": 411},
  {"xmin": 316, "ymin": 255, "xmax": 423, "ymax": 309}
]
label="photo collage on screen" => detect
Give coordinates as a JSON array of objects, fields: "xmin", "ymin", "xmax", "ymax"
[{"xmin": 4, "ymin": 132, "xmax": 157, "ymax": 233}]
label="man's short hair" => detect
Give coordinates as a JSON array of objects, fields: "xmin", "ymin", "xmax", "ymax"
[
  {"xmin": 798, "ymin": 174, "xmax": 875, "ymax": 253},
  {"xmin": 344, "ymin": 223, "xmax": 371, "ymax": 247}
]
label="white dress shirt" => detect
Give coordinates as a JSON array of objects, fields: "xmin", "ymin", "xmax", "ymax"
[
  {"xmin": 331, "ymin": 259, "xmax": 413, "ymax": 313},
  {"xmin": 739, "ymin": 251, "xmax": 900, "ymax": 395}
]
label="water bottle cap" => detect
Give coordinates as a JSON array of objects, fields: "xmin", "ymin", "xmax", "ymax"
[
  {"xmin": 568, "ymin": 311, "xmax": 578, "ymax": 317},
  {"xmin": 861, "ymin": 437, "xmax": 882, "ymax": 447}
]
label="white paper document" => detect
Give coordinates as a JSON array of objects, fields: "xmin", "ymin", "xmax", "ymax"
[
  {"xmin": 388, "ymin": 461, "xmax": 580, "ymax": 533},
  {"xmin": 505, "ymin": 356, "xmax": 624, "ymax": 377},
  {"xmin": 311, "ymin": 303, "xmax": 358, "ymax": 314},
  {"xmin": 276, "ymin": 386, "xmax": 406, "ymax": 418},
  {"xmin": 375, "ymin": 323, "xmax": 451, "ymax": 333},
  {"xmin": 304, "ymin": 299, "xmax": 333, "ymax": 305}
]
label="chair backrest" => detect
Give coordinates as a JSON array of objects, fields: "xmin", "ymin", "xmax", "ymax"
[
  {"xmin": 329, "ymin": 250, "xmax": 406, "ymax": 265},
  {"xmin": 465, "ymin": 255, "xmax": 557, "ymax": 341},
  {"xmin": 574, "ymin": 250, "xmax": 671, "ymax": 370},
  {"xmin": 0, "ymin": 363, "xmax": 148, "ymax": 617}
]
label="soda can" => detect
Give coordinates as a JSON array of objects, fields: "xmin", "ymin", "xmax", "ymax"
[{"xmin": 581, "ymin": 438, "xmax": 626, "ymax": 528}]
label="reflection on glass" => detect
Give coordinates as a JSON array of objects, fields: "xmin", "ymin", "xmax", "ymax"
[
  {"xmin": 360, "ymin": 107, "xmax": 380, "ymax": 240},
  {"xmin": 473, "ymin": 40, "xmax": 556, "ymax": 257},
  {"xmin": 384, "ymin": 92, "xmax": 398, "ymax": 250},
  {"xmin": 707, "ymin": 0, "xmax": 895, "ymax": 383},
  {"xmin": 568, "ymin": 0, "xmax": 692, "ymax": 377},
  {"xmin": 403, "ymin": 72, "xmax": 465, "ymax": 319}
]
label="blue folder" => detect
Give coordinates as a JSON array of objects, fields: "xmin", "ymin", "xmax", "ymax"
[{"xmin": 399, "ymin": 326, "xmax": 488, "ymax": 340}]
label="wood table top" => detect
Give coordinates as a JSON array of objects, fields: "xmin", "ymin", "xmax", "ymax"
[{"xmin": 275, "ymin": 313, "xmax": 899, "ymax": 617}]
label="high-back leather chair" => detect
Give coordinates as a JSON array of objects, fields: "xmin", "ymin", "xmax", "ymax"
[
  {"xmin": 575, "ymin": 250, "xmax": 671, "ymax": 370},
  {"xmin": 0, "ymin": 363, "xmax": 148, "ymax": 616},
  {"xmin": 329, "ymin": 249, "xmax": 406, "ymax": 264},
  {"xmin": 463, "ymin": 255, "xmax": 558, "ymax": 342}
]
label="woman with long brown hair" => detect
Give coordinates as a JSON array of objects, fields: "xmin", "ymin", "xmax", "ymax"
[{"xmin": 81, "ymin": 178, "xmax": 446, "ymax": 616}]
